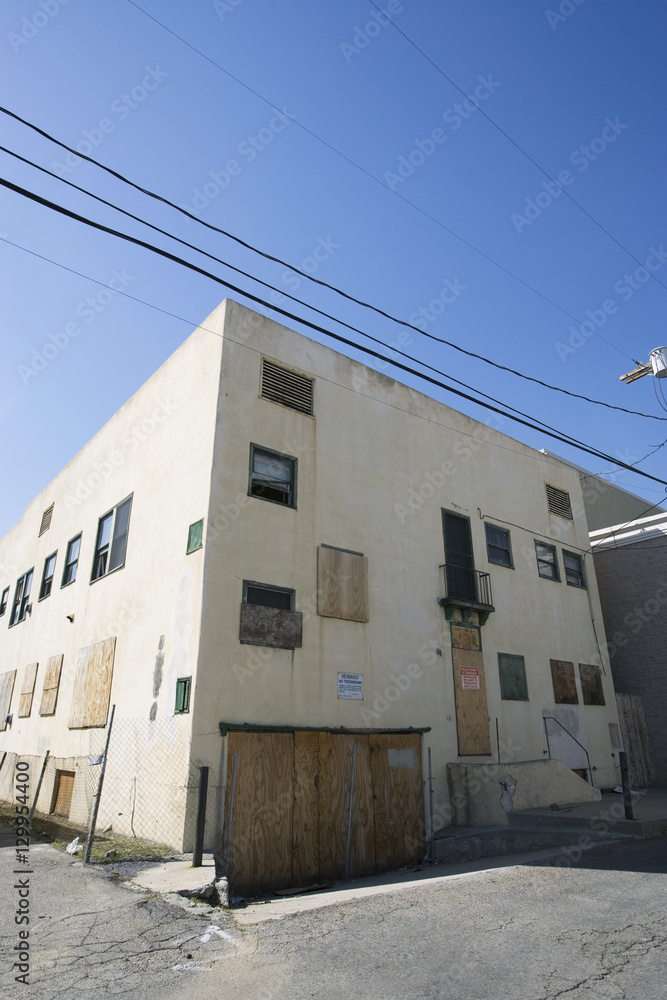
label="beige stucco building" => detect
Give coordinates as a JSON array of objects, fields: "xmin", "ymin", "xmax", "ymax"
[{"xmin": 0, "ymin": 299, "xmax": 622, "ymax": 893}]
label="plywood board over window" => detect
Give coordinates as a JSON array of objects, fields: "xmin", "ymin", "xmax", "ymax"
[
  {"xmin": 18, "ymin": 663, "xmax": 39, "ymax": 717},
  {"xmin": 579, "ymin": 663, "xmax": 605, "ymax": 705},
  {"xmin": 551, "ymin": 659, "xmax": 578, "ymax": 704},
  {"xmin": 0, "ymin": 670, "xmax": 17, "ymax": 731},
  {"xmin": 40, "ymin": 654, "xmax": 64, "ymax": 716},
  {"xmin": 317, "ymin": 545, "xmax": 369, "ymax": 622},
  {"xmin": 68, "ymin": 637, "xmax": 116, "ymax": 729}
]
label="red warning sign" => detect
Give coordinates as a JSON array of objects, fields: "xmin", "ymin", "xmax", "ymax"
[{"xmin": 461, "ymin": 667, "xmax": 480, "ymax": 690}]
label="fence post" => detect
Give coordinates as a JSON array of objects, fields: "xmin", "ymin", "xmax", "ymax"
[
  {"xmin": 619, "ymin": 751, "xmax": 634, "ymax": 821},
  {"xmin": 84, "ymin": 705, "xmax": 115, "ymax": 864},
  {"xmin": 29, "ymin": 750, "xmax": 50, "ymax": 826},
  {"xmin": 192, "ymin": 766, "xmax": 209, "ymax": 868}
]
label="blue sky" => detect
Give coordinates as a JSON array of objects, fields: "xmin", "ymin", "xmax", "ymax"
[{"xmin": 1, "ymin": 0, "xmax": 666, "ymax": 537}]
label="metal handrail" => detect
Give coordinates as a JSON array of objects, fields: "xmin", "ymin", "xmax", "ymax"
[
  {"xmin": 439, "ymin": 563, "xmax": 493, "ymax": 607},
  {"xmin": 543, "ymin": 715, "xmax": 594, "ymax": 786}
]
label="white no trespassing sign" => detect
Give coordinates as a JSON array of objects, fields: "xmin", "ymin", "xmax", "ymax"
[
  {"xmin": 461, "ymin": 667, "xmax": 480, "ymax": 690},
  {"xmin": 338, "ymin": 672, "xmax": 363, "ymax": 699}
]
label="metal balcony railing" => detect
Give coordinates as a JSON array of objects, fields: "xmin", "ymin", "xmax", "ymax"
[{"xmin": 439, "ymin": 564, "xmax": 494, "ymax": 608}]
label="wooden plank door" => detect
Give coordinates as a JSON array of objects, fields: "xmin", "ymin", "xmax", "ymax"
[
  {"xmin": 226, "ymin": 732, "xmax": 294, "ymax": 897},
  {"xmin": 371, "ymin": 733, "xmax": 424, "ymax": 870},
  {"xmin": 318, "ymin": 733, "xmax": 376, "ymax": 881},
  {"xmin": 52, "ymin": 771, "xmax": 76, "ymax": 817},
  {"xmin": 451, "ymin": 625, "xmax": 491, "ymax": 755}
]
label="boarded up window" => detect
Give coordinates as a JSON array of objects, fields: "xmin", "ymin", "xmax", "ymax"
[
  {"xmin": 240, "ymin": 604, "xmax": 303, "ymax": 649},
  {"xmin": 0, "ymin": 670, "xmax": 17, "ymax": 731},
  {"xmin": 39, "ymin": 654, "xmax": 64, "ymax": 716},
  {"xmin": 498, "ymin": 653, "xmax": 528, "ymax": 701},
  {"xmin": 451, "ymin": 625, "xmax": 481, "ymax": 651},
  {"xmin": 550, "ymin": 659, "xmax": 578, "ymax": 704},
  {"xmin": 68, "ymin": 637, "xmax": 116, "ymax": 729},
  {"xmin": 18, "ymin": 663, "xmax": 39, "ymax": 717},
  {"xmin": 317, "ymin": 545, "xmax": 369, "ymax": 622},
  {"xmin": 579, "ymin": 663, "xmax": 605, "ymax": 705}
]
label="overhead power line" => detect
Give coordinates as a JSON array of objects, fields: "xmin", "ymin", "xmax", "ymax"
[
  {"xmin": 0, "ymin": 148, "xmax": 590, "ymax": 438},
  {"xmin": 120, "ymin": 1, "xmax": 638, "ymax": 364},
  {"xmin": 2, "ymin": 172, "xmax": 666, "ymax": 490},
  {"xmin": 0, "ymin": 170, "xmax": 585, "ymax": 444},
  {"xmin": 0, "ymin": 113, "xmax": 660, "ymax": 424},
  {"xmin": 369, "ymin": 0, "xmax": 667, "ymax": 295}
]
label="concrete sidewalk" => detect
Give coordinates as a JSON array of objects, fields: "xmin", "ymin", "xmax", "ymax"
[{"xmin": 99, "ymin": 788, "xmax": 667, "ymax": 921}]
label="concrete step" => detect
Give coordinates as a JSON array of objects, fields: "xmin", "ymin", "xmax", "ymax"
[{"xmin": 432, "ymin": 825, "xmax": 625, "ymax": 865}]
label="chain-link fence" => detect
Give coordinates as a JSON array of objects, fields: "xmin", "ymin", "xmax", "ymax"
[{"xmin": 0, "ymin": 716, "xmax": 224, "ymax": 858}]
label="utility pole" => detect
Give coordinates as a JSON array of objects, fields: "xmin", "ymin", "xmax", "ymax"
[{"xmin": 620, "ymin": 347, "xmax": 667, "ymax": 384}]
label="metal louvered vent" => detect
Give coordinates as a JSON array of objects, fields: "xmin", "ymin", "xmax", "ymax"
[
  {"xmin": 39, "ymin": 503, "xmax": 54, "ymax": 536},
  {"xmin": 261, "ymin": 360, "xmax": 313, "ymax": 415},
  {"xmin": 546, "ymin": 484, "xmax": 572, "ymax": 520}
]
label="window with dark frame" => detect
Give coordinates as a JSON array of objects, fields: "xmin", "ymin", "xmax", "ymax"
[
  {"xmin": 535, "ymin": 541, "xmax": 559, "ymax": 581},
  {"xmin": 91, "ymin": 496, "xmax": 132, "ymax": 581},
  {"xmin": 39, "ymin": 553, "xmax": 57, "ymax": 601},
  {"xmin": 249, "ymin": 445, "xmax": 296, "ymax": 507},
  {"xmin": 0, "ymin": 587, "xmax": 8, "ymax": 617},
  {"xmin": 243, "ymin": 581, "xmax": 294, "ymax": 610},
  {"xmin": 9, "ymin": 570, "xmax": 33, "ymax": 626},
  {"xmin": 175, "ymin": 677, "xmax": 191, "ymax": 714},
  {"xmin": 498, "ymin": 653, "xmax": 529, "ymax": 701},
  {"xmin": 563, "ymin": 550, "xmax": 586, "ymax": 588},
  {"xmin": 485, "ymin": 524, "xmax": 513, "ymax": 568},
  {"xmin": 186, "ymin": 519, "xmax": 203, "ymax": 554},
  {"xmin": 61, "ymin": 535, "xmax": 81, "ymax": 587}
]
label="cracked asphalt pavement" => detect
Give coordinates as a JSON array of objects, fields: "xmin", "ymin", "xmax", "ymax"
[{"xmin": 1, "ymin": 825, "xmax": 665, "ymax": 999}]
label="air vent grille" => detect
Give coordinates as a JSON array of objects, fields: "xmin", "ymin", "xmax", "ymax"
[
  {"xmin": 546, "ymin": 484, "xmax": 572, "ymax": 520},
  {"xmin": 39, "ymin": 504, "xmax": 54, "ymax": 536},
  {"xmin": 261, "ymin": 360, "xmax": 313, "ymax": 415}
]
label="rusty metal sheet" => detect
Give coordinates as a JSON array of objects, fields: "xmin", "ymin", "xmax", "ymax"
[{"xmin": 239, "ymin": 604, "xmax": 303, "ymax": 648}]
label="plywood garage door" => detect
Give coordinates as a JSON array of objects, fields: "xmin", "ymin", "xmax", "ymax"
[
  {"xmin": 225, "ymin": 730, "xmax": 424, "ymax": 897},
  {"xmin": 225, "ymin": 733, "xmax": 294, "ymax": 896}
]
